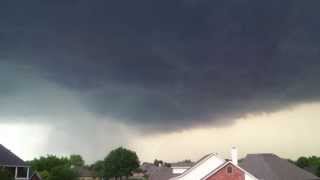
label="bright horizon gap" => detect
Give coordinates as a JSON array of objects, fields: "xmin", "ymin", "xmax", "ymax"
[{"xmin": 1, "ymin": 102, "xmax": 319, "ymax": 164}]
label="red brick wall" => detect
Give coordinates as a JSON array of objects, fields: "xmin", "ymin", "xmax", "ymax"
[{"xmin": 205, "ymin": 163, "xmax": 245, "ymax": 180}]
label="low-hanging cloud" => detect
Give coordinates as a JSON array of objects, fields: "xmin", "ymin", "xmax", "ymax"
[
  {"xmin": 0, "ymin": 62, "xmax": 132, "ymax": 162},
  {"xmin": 1, "ymin": 0, "xmax": 320, "ymax": 133}
]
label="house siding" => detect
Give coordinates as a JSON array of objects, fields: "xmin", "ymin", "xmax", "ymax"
[{"xmin": 205, "ymin": 164, "xmax": 245, "ymax": 180}]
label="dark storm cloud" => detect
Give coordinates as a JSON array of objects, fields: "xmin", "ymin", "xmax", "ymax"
[{"xmin": 1, "ymin": 0, "xmax": 320, "ymax": 131}]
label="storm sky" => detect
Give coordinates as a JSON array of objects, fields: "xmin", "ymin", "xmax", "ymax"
[{"xmin": 1, "ymin": 0, "xmax": 320, "ymax": 163}]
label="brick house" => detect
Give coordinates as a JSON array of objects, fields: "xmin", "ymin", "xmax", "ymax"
[
  {"xmin": 170, "ymin": 147, "xmax": 258, "ymax": 180},
  {"xmin": 202, "ymin": 162, "xmax": 250, "ymax": 180}
]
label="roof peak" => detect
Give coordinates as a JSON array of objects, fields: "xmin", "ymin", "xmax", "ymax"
[
  {"xmin": 246, "ymin": 153, "xmax": 277, "ymax": 157},
  {"xmin": 240, "ymin": 153, "xmax": 320, "ymax": 180},
  {"xmin": 0, "ymin": 144, "xmax": 27, "ymax": 166}
]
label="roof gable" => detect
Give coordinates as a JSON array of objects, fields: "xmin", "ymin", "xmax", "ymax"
[
  {"xmin": 170, "ymin": 153, "xmax": 226, "ymax": 180},
  {"xmin": 201, "ymin": 161, "xmax": 258, "ymax": 180},
  {"xmin": 0, "ymin": 144, "xmax": 27, "ymax": 166}
]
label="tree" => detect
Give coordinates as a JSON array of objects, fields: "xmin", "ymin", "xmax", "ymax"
[
  {"xmin": 29, "ymin": 155, "xmax": 70, "ymax": 172},
  {"xmin": 296, "ymin": 157, "xmax": 309, "ymax": 168},
  {"xmin": 28, "ymin": 155, "xmax": 73, "ymax": 180},
  {"xmin": 164, "ymin": 162, "xmax": 172, "ymax": 168},
  {"xmin": 91, "ymin": 160, "xmax": 105, "ymax": 177},
  {"xmin": 153, "ymin": 159, "xmax": 163, "ymax": 167},
  {"xmin": 0, "ymin": 168, "xmax": 13, "ymax": 180},
  {"xmin": 294, "ymin": 156, "xmax": 320, "ymax": 177},
  {"xmin": 153, "ymin": 159, "xmax": 171, "ymax": 167},
  {"xmin": 48, "ymin": 166, "xmax": 77, "ymax": 180},
  {"xmin": 39, "ymin": 170, "xmax": 50, "ymax": 180},
  {"xmin": 104, "ymin": 147, "xmax": 140, "ymax": 179},
  {"xmin": 69, "ymin": 154, "xmax": 85, "ymax": 167}
]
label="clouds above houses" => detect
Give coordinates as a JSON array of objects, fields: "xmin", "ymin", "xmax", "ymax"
[
  {"xmin": 0, "ymin": 0, "xmax": 320, "ymax": 132},
  {"xmin": 0, "ymin": 62, "xmax": 132, "ymax": 162},
  {"xmin": 1, "ymin": 0, "xmax": 320, "ymax": 163},
  {"xmin": 1, "ymin": 0, "xmax": 320, "ymax": 134}
]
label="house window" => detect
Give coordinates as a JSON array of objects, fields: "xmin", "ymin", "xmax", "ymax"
[
  {"xmin": 17, "ymin": 167, "xmax": 28, "ymax": 178},
  {"xmin": 4, "ymin": 167, "xmax": 15, "ymax": 177},
  {"xmin": 227, "ymin": 166, "xmax": 233, "ymax": 174}
]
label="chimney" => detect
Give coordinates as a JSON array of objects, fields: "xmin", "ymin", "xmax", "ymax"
[{"xmin": 231, "ymin": 147, "xmax": 238, "ymax": 165}]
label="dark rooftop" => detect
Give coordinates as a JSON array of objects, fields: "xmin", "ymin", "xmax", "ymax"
[
  {"xmin": 148, "ymin": 167, "xmax": 177, "ymax": 180},
  {"xmin": 74, "ymin": 166, "xmax": 97, "ymax": 177},
  {"xmin": 170, "ymin": 161, "xmax": 195, "ymax": 168},
  {"xmin": 240, "ymin": 154, "xmax": 320, "ymax": 180},
  {"xmin": 0, "ymin": 144, "xmax": 27, "ymax": 166}
]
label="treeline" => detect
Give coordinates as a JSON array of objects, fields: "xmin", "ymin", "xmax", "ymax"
[
  {"xmin": 0, "ymin": 154, "xmax": 84, "ymax": 180},
  {"xmin": 3, "ymin": 148, "xmax": 319, "ymax": 179},
  {"xmin": 27, "ymin": 154, "xmax": 85, "ymax": 180},
  {"xmin": 27, "ymin": 147, "xmax": 140, "ymax": 180},
  {"xmin": 291, "ymin": 156, "xmax": 320, "ymax": 177}
]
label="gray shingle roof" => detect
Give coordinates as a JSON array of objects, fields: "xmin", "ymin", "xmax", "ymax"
[
  {"xmin": 142, "ymin": 163, "xmax": 176, "ymax": 180},
  {"xmin": 146, "ymin": 154, "xmax": 213, "ymax": 180},
  {"xmin": 0, "ymin": 144, "xmax": 27, "ymax": 166},
  {"xmin": 239, "ymin": 154, "xmax": 320, "ymax": 180},
  {"xmin": 148, "ymin": 167, "xmax": 177, "ymax": 180},
  {"xmin": 74, "ymin": 166, "xmax": 97, "ymax": 177},
  {"xmin": 171, "ymin": 161, "xmax": 194, "ymax": 167}
]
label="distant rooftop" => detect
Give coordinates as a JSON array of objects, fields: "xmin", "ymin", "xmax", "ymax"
[
  {"xmin": 148, "ymin": 166, "xmax": 176, "ymax": 180},
  {"xmin": 171, "ymin": 161, "xmax": 195, "ymax": 167},
  {"xmin": 73, "ymin": 166, "xmax": 97, "ymax": 177}
]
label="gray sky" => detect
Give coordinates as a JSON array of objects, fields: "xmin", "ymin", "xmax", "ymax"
[{"xmin": 0, "ymin": 0, "xmax": 320, "ymax": 163}]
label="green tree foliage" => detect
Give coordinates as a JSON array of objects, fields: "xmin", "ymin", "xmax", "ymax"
[
  {"xmin": 69, "ymin": 154, "xmax": 85, "ymax": 167},
  {"xmin": 48, "ymin": 166, "xmax": 77, "ymax": 180},
  {"xmin": 308, "ymin": 156, "xmax": 320, "ymax": 167},
  {"xmin": 104, "ymin": 147, "xmax": 140, "ymax": 179},
  {"xmin": 39, "ymin": 170, "xmax": 50, "ymax": 180},
  {"xmin": 91, "ymin": 160, "xmax": 105, "ymax": 177},
  {"xmin": 296, "ymin": 157, "xmax": 309, "ymax": 168},
  {"xmin": 295, "ymin": 156, "xmax": 320, "ymax": 177},
  {"xmin": 29, "ymin": 155, "xmax": 70, "ymax": 172},
  {"xmin": 0, "ymin": 168, "xmax": 14, "ymax": 180},
  {"xmin": 29, "ymin": 155, "xmax": 78, "ymax": 180}
]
